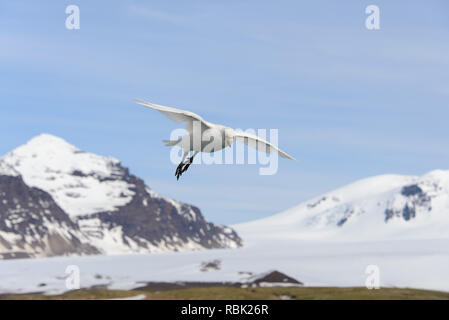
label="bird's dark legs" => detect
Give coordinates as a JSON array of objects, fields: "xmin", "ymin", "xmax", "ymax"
[
  {"xmin": 175, "ymin": 151, "xmax": 188, "ymax": 179},
  {"xmin": 175, "ymin": 152, "xmax": 198, "ymax": 180},
  {"xmin": 175, "ymin": 162, "xmax": 184, "ymax": 179},
  {"xmin": 181, "ymin": 157, "xmax": 193, "ymax": 173}
]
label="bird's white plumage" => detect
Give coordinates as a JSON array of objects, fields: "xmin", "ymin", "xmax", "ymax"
[
  {"xmin": 134, "ymin": 99, "xmax": 211, "ymax": 134},
  {"xmin": 234, "ymin": 131, "xmax": 296, "ymax": 160},
  {"xmin": 135, "ymin": 98, "xmax": 296, "ymax": 165}
]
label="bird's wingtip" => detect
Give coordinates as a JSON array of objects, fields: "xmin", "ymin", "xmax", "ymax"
[
  {"xmin": 280, "ymin": 152, "xmax": 298, "ymax": 162},
  {"xmin": 134, "ymin": 98, "xmax": 152, "ymax": 107}
]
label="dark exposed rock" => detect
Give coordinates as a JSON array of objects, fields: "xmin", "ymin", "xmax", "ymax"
[
  {"xmin": 77, "ymin": 167, "xmax": 242, "ymax": 251},
  {"xmin": 385, "ymin": 184, "xmax": 432, "ymax": 222},
  {"xmin": 0, "ymin": 252, "xmax": 32, "ymax": 259},
  {"xmin": 307, "ymin": 196, "xmax": 340, "ymax": 209},
  {"xmin": 307, "ymin": 196, "xmax": 328, "ymax": 209},
  {"xmin": 200, "ymin": 259, "xmax": 222, "ymax": 272},
  {"xmin": 337, "ymin": 217, "xmax": 348, "ymax": 226},
  {"xmin": 0, "ymin": 174, "xmax": 99, "ymax": 259},
  {"xmin": 384, "ymin": 208, "xmax": 395, "ymax": 221},
  {"xmin": 401, "ymin": 184, "xmax": 423, "ymax": 197}
]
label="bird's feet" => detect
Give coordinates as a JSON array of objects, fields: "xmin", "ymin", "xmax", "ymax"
[
  {"xmin": 181, "ymin": 162, "xmax": 191, "ymax": 174},
  {"xmin": 175, "ymin": 156, "xmax": 194, "ymax": 180},
  {"xmin": 175, "ymin": 162, "xmax": 184, "ymax": 180}
]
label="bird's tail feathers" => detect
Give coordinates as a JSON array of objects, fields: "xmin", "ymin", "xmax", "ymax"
[{"xmin": 162, "ymin": 139, "xmax": 181, "ymax": 147}]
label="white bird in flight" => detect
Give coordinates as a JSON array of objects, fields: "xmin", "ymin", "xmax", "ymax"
[{"xmin": 134, "ymin": 99, "xmax": 296, "ymax": 179}]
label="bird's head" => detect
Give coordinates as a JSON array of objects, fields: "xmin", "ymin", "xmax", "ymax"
[{"xmin": 224, "ymin": 128, "xmax": 236, "ymax": 147}]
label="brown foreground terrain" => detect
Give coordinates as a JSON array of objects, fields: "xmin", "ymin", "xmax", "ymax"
[{"xmin": 1, "ymin": 285, "xmax": 449, "ymax": 300}]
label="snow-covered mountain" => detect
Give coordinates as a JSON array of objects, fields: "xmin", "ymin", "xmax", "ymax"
[
  {"xmin": 0, "ymin": 160, "xmax": 99, "ymax": 259},
  {"xmin": 236, "ymin": 170, "xmax": 449, "ymax": 241},
  {"xmin": 0, "ymin": 134, "xmax": 241, "ymax": 259}
]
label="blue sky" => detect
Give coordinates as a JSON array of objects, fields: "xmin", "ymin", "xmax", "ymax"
[{"xmin": 1, "ymin": 1, "xmax": 448, "ymax": 225}]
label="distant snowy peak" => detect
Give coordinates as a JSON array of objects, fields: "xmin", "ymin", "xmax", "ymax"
[
  {"xmin": 3, "ymin": 134, "xmax": 134, "ymax": 217},
  {"xmin": 236, "ymin": 170, "xmax": 449, "ymax": 241}
]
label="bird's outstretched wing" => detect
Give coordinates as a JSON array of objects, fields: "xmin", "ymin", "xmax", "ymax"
[
  {"xmin": 234, "ymin": 131, "xmax": 296, "ymax": 160},
  {"xmin": 134, "ymin": 99, "xmax": 210, "ymax": 133}
]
